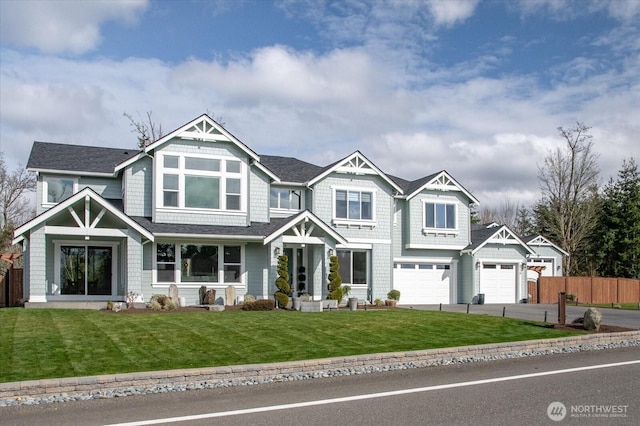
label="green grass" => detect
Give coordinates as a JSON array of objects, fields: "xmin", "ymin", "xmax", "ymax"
[
  {"xmin": 0, "ymin": 308, "xmax": 578, "ymax": 383},
  {"xmin": 572, "ymin": 302, "xmax": 640, "ymax": 310}
]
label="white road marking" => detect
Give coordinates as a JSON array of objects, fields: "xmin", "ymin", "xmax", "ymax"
[{"xmin": 105, "ymin": 359, "xmax": 640, "ymax": 425}]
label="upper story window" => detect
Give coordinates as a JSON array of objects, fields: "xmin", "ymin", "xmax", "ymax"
[
  {"xmin": 335, "ymin": 189, "xmax": 373, "ymax": 221},
  {"xmin": 270, "ymin": 188, "xmax": 302, "ymax": 210},
  {"xmin": 424, "ymin": 201, "xmax": 456, "ymax": 229},
  {"xmin": 43, "ymin": 176, "xmax": 77, "ymax": 204},
  {"xmin": 158, "ymin": 153, "xmax": 244, "ymax": 212}
]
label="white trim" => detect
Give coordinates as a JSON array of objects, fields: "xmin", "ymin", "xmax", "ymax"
[
  {"xmin": 337, "ymin": 243, "xmax": 372, "ymax": 249},
  {"xmin": 153, "ymin": 233, "xmax": 262, "ymax": 241},
  {"xmin": 52, "ymin": 240, "xmax": 119, "ymax": 297},
  {"xmin": 264, "ymin": 210, "xmax": 346, "ymax": 245},
  {"xmin": 405, "ymin": 243, "xmax": 468, "ymax": 250},
  {"xmin": 332, "ymin": 186, "xmax": 377, "ymax": 225},
  {"xmin": 44, "ymin": 226, "xmax": 128, "ymax": 238},
  {"xmin": 406, "ymin": 171, "xmax": 479, "ymax": 204},
  {"xmin": 30, "ymin": 168, "xmax": 115, "ymax": 178},
  {"xmin": 422, "ymin": 198, "xmax": 459, "ymax": 233},
  {"xmin": 143, "ymin": 114, "xmax": 260, "ymax": 162},
  {"xmin": 393, "ymin": 256, "xmax": 455, "ymax": 263},
  {"xmin": 345, "ymin": 238, "xmax": 391, "ymax": 245},
  {"xmin": 41, "ymin": 175, "xmax": 78, "ymax": 206},
  {"xmin": 13, "ymin": 187, "xmax": 154, "ymax": 242},
  {"xmin": 282, "ymin": 236, "xmax": 325, "ymax": 244},
  {"xmin": 525, "ymin": 235, "xmax": 569, "ymax": 256},
  {"xmin": 470, "ymin": 225, "xmax": 535, "ymax": 255},
  {"xmin": 308, "ymin": 151, "xmax": 403, "ymax": 193}
]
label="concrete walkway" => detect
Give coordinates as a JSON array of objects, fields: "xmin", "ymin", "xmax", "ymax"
[{"xmin": 401, "ymin": 303, "xmax": 640, "ymax": 329}]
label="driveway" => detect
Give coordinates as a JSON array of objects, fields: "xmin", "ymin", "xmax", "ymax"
[{"xmin": 401, "ymin": 303, "xmax": 640, "ymax": 329}]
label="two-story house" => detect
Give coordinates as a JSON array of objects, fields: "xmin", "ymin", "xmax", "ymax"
[{"xmin": 13, "ymin": 114, "xmax": 566, "ymax": 307}]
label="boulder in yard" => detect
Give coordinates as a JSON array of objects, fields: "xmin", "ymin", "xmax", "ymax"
[{"xmin": 583, "ymin": 308, "xmax": 602, "ymax": 331}]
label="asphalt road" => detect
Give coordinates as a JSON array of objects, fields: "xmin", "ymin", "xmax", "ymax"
[
  {"xmin": 3, "ymin": 347, "xmax": 639, "ymax": 425},
  {"xmin": 401, "ymin": 303, "xmax": 640, "ymax": 329}
]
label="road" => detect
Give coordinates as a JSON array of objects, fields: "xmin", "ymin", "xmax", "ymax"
[
  {"xmin": 3, "ymin": 346, "xmax": 639, "ymax": 425},
  {"xmin": 402, "ymin": 303, "xmax": 640, "ymax": 329}
]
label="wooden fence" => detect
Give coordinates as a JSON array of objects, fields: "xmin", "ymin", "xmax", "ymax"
[
  {"xmin": 528, "ymin": 276, "xmax": 640, "ymax": 304},
  {"xmin": 0, "ymin": 267, "xmax": 23, "ymax": 308}
]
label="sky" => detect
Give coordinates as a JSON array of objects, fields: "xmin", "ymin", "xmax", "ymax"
[{"xmin": 1, "ymin": 0, "xmax": 639, "ymax": 209}]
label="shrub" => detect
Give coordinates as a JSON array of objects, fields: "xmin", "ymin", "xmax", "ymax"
[
  {"xmin": 244, "ymin": 294, "xmax": 256, "ymax": 303},
  {"xmin": 149, "ymin": 300, "xmax": 163, "ymax": 311},
  {"xmin": 274, "ymin": 254, "xmax": 290, "ymax": 308},
  {"xmin": 387, "ymin": 289, "xmax": 401, "ymax": 301},
  {"xmin": 106, "ymin": 300, "xmax": 114, "ymax": 310},
  {"xmin": 242, "ymin": 299, "xmax": 275, "ymax": 311},
  {"xmin": 327, "ymin": 255, "xmax": 344, "ymax": 301},
  {"xmin": 374, "ymin": 298, "xmax": 384, "ymax": 307}
]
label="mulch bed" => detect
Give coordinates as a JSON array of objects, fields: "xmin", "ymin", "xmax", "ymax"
[{"xmin": 101, "ymin": 304, "xmax": 392, "ymax": 314}]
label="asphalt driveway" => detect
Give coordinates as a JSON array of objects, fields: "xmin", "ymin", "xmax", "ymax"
[{"xmin": 401, "ymin": 303, "xmax": 640, "ymax": 329}]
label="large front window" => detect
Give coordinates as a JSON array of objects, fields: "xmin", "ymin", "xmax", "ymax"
[
  {"xmin": 335, "ymin": 190, "xmax": 372, "ymax": 220},
  {"xmin": 160, "ymin": 153, "xmax": 244, "ymax": 211},
  {"xmin": 337, "ymin": 250, "xmax": 368, "ymax": 285},
  {"xmin": 155, "ymin": 243, "xmax": 242, "ymax": 284},
  {"xmin": 59, "ymin": 245, "xmax": 112, "ymax": 295},
  {"xmin": 425, "ymin": 202, "xmax": 456, "ymax": 229}
]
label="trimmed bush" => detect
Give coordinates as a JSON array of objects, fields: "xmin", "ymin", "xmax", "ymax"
[
  {"xmin": 274, "ymin": 254, "xmax": 290, "ymax": 308},
  {"xmin": 327, "ymin": 255, "xmax": 344, "ymax": 301},
  {"xmin": 387, "ymin": 289, "xmax": 401, "ymax": 301},
  {"xmin": 242, "ymin": 299, "xmax": 275, "ymax": 311}
]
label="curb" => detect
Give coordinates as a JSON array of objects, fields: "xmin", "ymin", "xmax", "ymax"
[{"xmin": 2, "ymin": 330, "xmax": 639, "ymax": 403}]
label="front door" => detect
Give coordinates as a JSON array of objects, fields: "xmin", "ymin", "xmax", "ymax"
[{"xmin": 284, "ymin": 247, "xmax": 307, "ymax": 296}]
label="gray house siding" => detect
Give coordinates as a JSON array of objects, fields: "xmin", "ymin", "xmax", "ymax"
[
  {"xmin": 123, "ymin": 156, "xmax": 152, "ymax": 217},
  {"xmin": 249, "ymin": 170, "xmax": 269, "ymax": 223}
]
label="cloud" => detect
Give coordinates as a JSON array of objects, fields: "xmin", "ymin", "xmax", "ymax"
[
  {"xmin": 426, "ymin": 0, "xmax": 479, "ymax": 26},
  {"xmin": 514, "ymin": 0, "xmax": 640, "ymax": 22},
  {"xmin": 0, "ymin": 0, "xmax": 148, "ymax": 55}
]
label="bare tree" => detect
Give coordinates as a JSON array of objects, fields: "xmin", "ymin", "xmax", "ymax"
[
  {"xmin": 477, "ymin": 198, "xmax": 523, "ymax": 229},
  {"xmin": 123, "ymin": 111, "xmax": 164, "ymax": 149},
  {"xmin": 0, "ymin": 154, "xmax": 36, "ymax": 250},
  {"xmin": 536, "ymin": 123, "xmax": 600, "ymax": 275}
]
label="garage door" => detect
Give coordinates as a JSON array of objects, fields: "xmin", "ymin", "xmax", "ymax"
[
  {"xmin": 480, "ymin": 263, "xmax": 516, "ymax": 304},
  {"xmin": 393, "ymin": 263, "xmax": 451, "ymax": 304}
]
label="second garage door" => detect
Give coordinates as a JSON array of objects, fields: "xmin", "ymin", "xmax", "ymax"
[
  {"xmin": 393, "ymin": 263, "xmax": 451, "ymax": 304},
  {"xmin": 480, "ymin": 263, "xmax": 517, "ymax": 304}
]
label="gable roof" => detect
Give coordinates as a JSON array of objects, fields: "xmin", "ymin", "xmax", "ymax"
[
  {"xmin": 263, "ymin": 210, "xmax": 347, "ymax": 245},
  {"xmin": 522, "ymin": 234, "xmax": 569, "ymax": 256},
  {"xmin": 143, "ymin": 114, "xmax": 260, "ymax": 161},
  {"xmin": 464, "ymin": 223, "xmax": 534, "ymax": 255},
  {"xmin": 399, "ymin": 170, "xmax": 479, "ymax": 204},
  {"xmin": 13, "ymin": 187, "xmax": 154, "ymax": 243},
  {"xmin": 27, "ymin": 142, "xmax": 138, "ymax": 176},
  {"xmin": 307, "ymin": 151, "xmax": 404, "ymax": 193}
]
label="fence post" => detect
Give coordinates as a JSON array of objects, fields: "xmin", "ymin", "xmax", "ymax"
[{"xmin": 558, "ymin": 292, "xmax": 566, "ymax": 326}]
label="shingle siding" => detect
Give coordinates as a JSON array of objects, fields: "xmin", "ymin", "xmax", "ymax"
[{"xmin": 124, "ymin": 156, "xmax": 152, "ymax": 217}]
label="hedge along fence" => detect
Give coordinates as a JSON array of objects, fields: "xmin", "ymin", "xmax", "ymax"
[{"xmin": 530, "ymin": 277, "xmax": 640, "ymax": 304}]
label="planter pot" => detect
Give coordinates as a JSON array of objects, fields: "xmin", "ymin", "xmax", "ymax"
[
  {"xmin": 385, "ymin": 299, "xmax": 397, "ymax": 307},
  {"xmin": 292, "ymin": 297, "xmax": 302, "ymax": 311},
  {"xmin": 301, "ymin": 301, "xmax": 322, "ymax": 312},
  {"xmin": 348, "ymin": 297, "xmax": 358, "ymax": 311},
  {"xmin": 322, "ymin": 299, "xmax": 338, "ymax": 310}
]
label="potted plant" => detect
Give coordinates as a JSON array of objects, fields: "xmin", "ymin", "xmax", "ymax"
[
  {"xmin": 326, "ymin": 255, "xmax": 343, "ymax": 309},
  {"xmin": 386, "ymin": 289, "xmax": 400, "ymax": 307}
]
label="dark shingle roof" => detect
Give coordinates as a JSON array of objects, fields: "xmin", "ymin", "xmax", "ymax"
[
  {"xmin": 27, "ymin": 142, "xmax": 139, "ymax": 174},
  {"xmin": 258, "ymin": 155, "xmax": 323, "ymax": 183},
  {"xmin": 131, "ymin": 216, "xmax": 290, "ymax": 238},
  {"xmin": 464, "ymin": 225, "xmax": 501, "ymax": 251}
]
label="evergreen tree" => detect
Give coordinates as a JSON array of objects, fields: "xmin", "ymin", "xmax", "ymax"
[{"xmin": 595, "ymin": 158, "xmax": 640, "ymax": 278}]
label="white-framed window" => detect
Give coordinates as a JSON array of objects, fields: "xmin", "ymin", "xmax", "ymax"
[
  {"xmin": 333, "ymin": 188, "xmax": 375, "ymax": 224},
  {"xmin": 423, "ymin": 201, "xmax": 457, "ymax": 230},
  {"xmin": 270, "ymin": 188, "xmax": 302, "ymax": 211},
  {"xmin": 157, "ymin": 153, "xmax": 245, "ymax": 212},
  {"xmin": 337, "ymin": 250, "xmax": 369, "ymax": 286},
  {"xmin": 43, "ymin": 176, "xmax": 77, "ymax": 204},
  {"xmin": 154, "ymin": 242, "xmax": 243, "ymax": 284}
]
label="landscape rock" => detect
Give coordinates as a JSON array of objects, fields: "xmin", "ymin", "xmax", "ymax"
[
  {"xmin": 583, "ymin": 308, "xmax": 602, "ymax": 331},
  {"xmin": 225, "ymin": 285, "xmax": 236, "ymax": 306},
  {"xmin": 202, "ymin": 289, "xmax": 217, "ymax": 305},
  {"xmin": 168, "ymin": 284, "xmax": 179, "ymax": 303}
]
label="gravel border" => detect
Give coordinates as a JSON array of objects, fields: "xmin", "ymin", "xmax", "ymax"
[{"xmin": 2, "ymin": 330, "xmax": 639, "ymax": 407}]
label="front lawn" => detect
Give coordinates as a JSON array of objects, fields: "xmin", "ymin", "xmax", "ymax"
[
  {"xmin": 0, "ymin": 308, "xmax": 578, "ymax": 383},
  {"xmin": 572, "ymin": 302, "xmax": 640, "ymax": 310}
]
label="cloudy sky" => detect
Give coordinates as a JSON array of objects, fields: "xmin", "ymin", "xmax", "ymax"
[{"xmin": 1, "ymin": 0, "xmax": 638, "ymax": 208}]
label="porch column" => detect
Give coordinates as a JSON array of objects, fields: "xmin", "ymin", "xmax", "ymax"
[
  {"xmin": 126, "ymin": 231, "xmax": 143, "ymax": 298},
  {"xmin": 27, "ymin": 224, "xmax": 47, "ymax": 303}
]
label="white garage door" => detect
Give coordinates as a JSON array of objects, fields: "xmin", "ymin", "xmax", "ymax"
[
  {"xmin": 393, "ymin": 263, "xmax": 451, "ymax": 304},
  {"xmin": 480, "ymin": 263, "xmax": 516, "ymax": 304}
]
